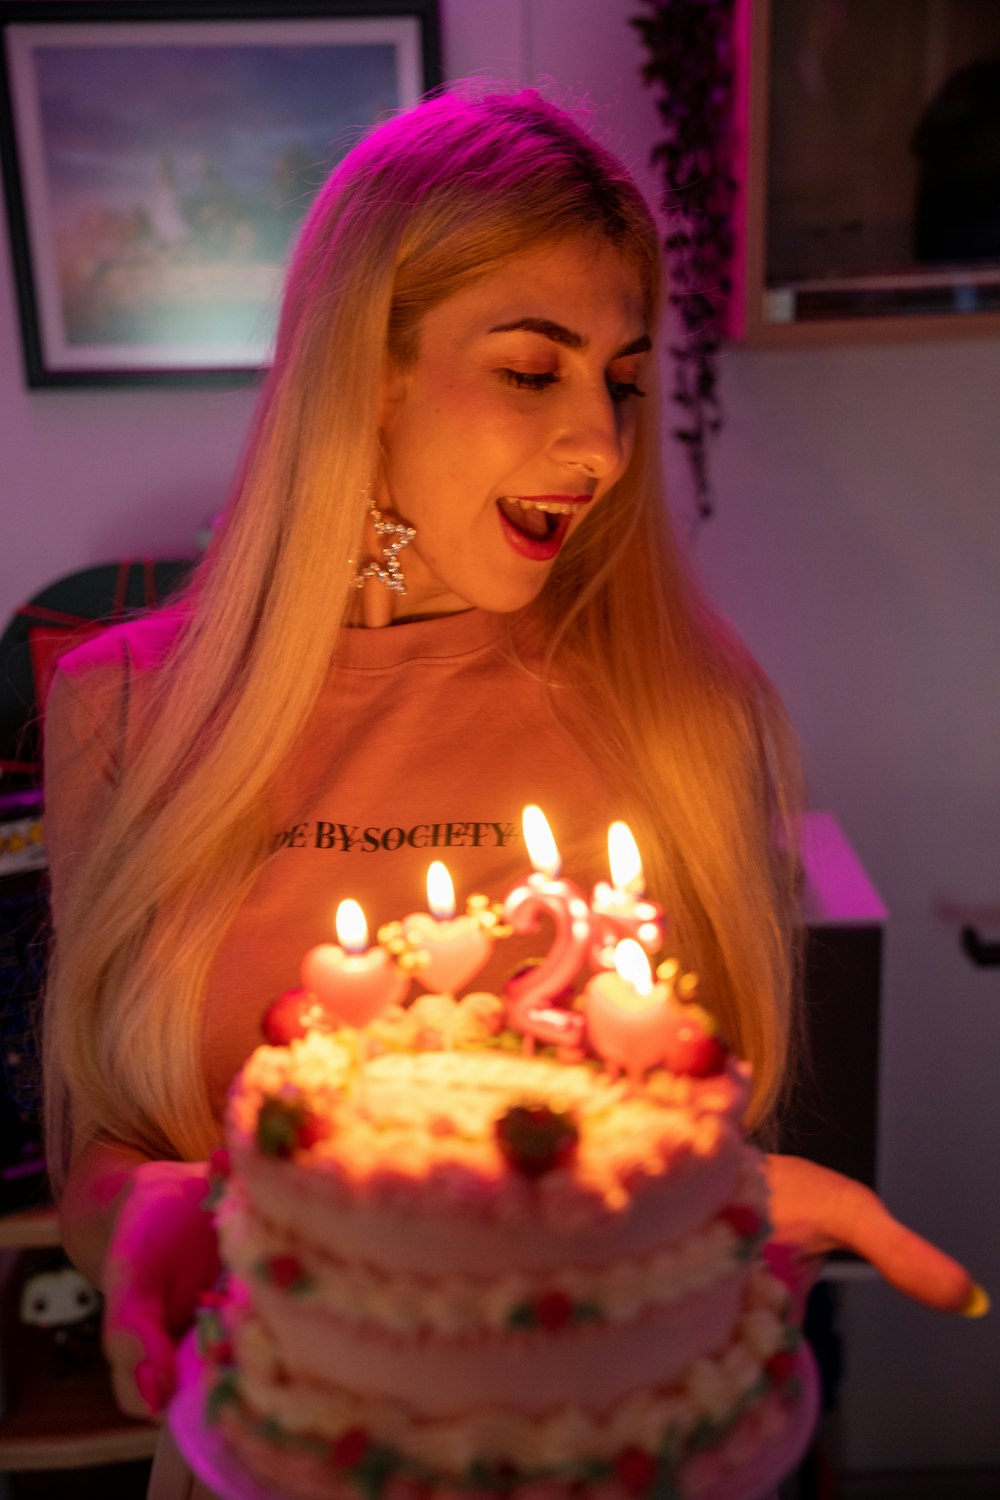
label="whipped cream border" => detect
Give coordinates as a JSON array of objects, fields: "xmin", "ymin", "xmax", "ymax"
[
  {"xmin": 218, "ymin": 1155, "xmax": 768, "ymax": 1336},
  {"xmin": 211, "ymin": 1263, "xmax": 795, "ymax": 1476}
]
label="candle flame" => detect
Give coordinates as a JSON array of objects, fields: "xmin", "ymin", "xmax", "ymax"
[
  {"xmin": 522, "ymin": 804, "xmax": 561, "ymax": 878},
  {"xmin": 608, "ymin": 821, "xmax": 644, "ymax": 895},
  {"xmin": 614, "ymin": 938, "xmax": 653, "ymax": 997},
  {"xmin": 336, "ymin": 898, "xmax": 368, "ymax": 954},
  {"xmin": 427, "ymin": 860, "xmax": 456, "ymax": 920}
]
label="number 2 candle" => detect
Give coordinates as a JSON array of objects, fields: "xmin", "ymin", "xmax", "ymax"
[{"xmin": 502, "ymin": 805, "xmax": 590, "ymax": 1051}]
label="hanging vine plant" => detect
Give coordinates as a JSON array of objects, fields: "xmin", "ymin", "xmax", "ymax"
[{"xmin": 631, "ymin": 0, "xmax": 739, "ymax": 526}]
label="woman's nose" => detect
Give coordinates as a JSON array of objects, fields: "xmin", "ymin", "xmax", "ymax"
[{"xmin": 549, "ymin": 389, "xmax": 625, "ymax": 478}]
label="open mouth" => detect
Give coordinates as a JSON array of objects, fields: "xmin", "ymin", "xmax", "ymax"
[
  {"xmin": 497, "ymin": 496, "xmax": 569, "ymax": 542},
  {"xmin": 495, "ymin": 495, "xmax": 592, "ymax": 562}
]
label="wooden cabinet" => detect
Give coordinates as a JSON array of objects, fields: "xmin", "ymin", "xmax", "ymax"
[
  {"xmin": 730, "ymin": 0, "xmax": 1000, "ymax": 344},
  {"xmin": 0, "ymin": 1207, "xmax": 157, "ymax": 1474}
]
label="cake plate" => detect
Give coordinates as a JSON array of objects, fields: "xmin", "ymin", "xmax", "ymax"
[{"xmin": 169, "ymin": 1331, "xmax": 820, "ymax": 1500}]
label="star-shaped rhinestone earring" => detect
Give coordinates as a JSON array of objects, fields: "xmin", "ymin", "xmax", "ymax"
[{"xmin": 352, "ymin": 495, "xmax": 417, "ymax": 597}]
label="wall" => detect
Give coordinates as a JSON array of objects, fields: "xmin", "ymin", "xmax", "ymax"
[
  {"xmin": 3, "ymin": 0, "xmax": 999, "ymax": 1472},
  {"xmin": 695, "ymin": 339, "xmax": 1000, "ymax": 1469}
]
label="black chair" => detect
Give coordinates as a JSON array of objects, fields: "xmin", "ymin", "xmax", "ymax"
[{"xmin": 0, "ymin": 557, "xmax": 193, "ymax": 1212}]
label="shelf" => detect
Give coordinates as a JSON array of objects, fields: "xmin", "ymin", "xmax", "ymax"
[
  {"xmin": 0, "ymin": 1383, "xmax": 158, "ymax": 1470},
  {"xmin": 0, "ymin": 1298, "xmax": 158, "ymax": 1471},
  {"xmin": 0, "ymin": 1206, "xmax": 60, "ymax": 1251},
  {"xmin": 0, "ymin": 1421, "xmax": 158, "ymax": 1472},
  {"xmin": 0, "ymin": 1210, "xmax": 159, "ymax": 1471}
]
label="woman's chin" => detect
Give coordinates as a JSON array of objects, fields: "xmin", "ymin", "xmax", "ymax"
[{"xmin": 393, "ymin": 566, "xmax": 550, "ymax": 620}]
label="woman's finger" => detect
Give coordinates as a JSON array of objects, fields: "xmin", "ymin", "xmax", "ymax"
[
  {"xmin": 103, "ymin": 1308, "xmax": 176, "ymax": 1418},
  {"xmin": 845, "ymin": 1194, "xmax": 983, "ymax": 1314},
  {"xmin": 765, "ymin": 1154, "xmax": 988, "ymax": 1316}
]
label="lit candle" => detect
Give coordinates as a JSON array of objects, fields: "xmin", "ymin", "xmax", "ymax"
[
  {"xmin": 502, "ymin": 805, "xmax": 591, "ymax": 1053},
  {"xmin": 401, "ymin": 861, "xmax": 494, "ymax": 995},
  {"xmin": 590, "ymin": 821, "xmax": 665, "ymax": 970},
  {"xmin": 301, "ymin": 898, "xmax": 409, "ymax": 1027},
  {"xmin": 582, "ymin": 939, "xmax": 680, "ymax": 1082}
]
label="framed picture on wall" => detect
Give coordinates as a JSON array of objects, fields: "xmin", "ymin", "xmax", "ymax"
[
  {"xmin": 0, "ymin": 1, "xmax": 440, "ymax": 386},
  {"xmin": 730, "ymin": 0, "xmax": 1000, "ymax": 344}
]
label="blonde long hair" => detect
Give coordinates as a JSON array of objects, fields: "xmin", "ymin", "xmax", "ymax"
[{"xmin": 45, "ymin": 85, "xmax": 801, "ymax": 1190}]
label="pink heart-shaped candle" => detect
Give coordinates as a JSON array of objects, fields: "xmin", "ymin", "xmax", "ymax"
[
  {"xmin": 300, "ymin": 898, "xmax": 409, "ymax": 1029},
  {"xmin": 300, "ymin": 943, "xmax": 409, "ymax": 1028},
  {"xmin": 583, "ymin": 972, "xmax": 679, "ymax": 1080},
  {"xmin": 582, "ymin": 940, "xmax": 680, "ymax": 1082}
]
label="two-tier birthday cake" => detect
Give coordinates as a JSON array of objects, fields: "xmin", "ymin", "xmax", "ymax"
[{"xmin": 191, "ymin": 815, "xmax": 816, "ymax": 1500}]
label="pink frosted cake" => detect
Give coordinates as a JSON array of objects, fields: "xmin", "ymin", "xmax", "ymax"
[{"xmin": 199, "ymin": 988, "xmax": 812, "ymax": 1500}]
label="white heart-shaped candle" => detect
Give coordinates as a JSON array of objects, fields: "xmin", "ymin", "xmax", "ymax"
[{"xmin": 403, "ymin": 861, "xmax": 492, "ymax": 995}]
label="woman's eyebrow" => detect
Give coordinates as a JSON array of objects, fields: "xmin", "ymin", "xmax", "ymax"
[{"xmin": 487, "ymin": 317, "xmax": 651, "ymax": 359}]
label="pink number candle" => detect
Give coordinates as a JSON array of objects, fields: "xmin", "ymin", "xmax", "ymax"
[
  {"xmin": 301, "ymin": 898, "xmax": 409, "ymax": 1027},
  {"xmin": 502, "ymin": 805, "xmax": 591, "ymax": 1052},
  {"xmin": 590, "ymin": 821, "xmax": 665, "ymax": 970},
  {"xmin": 402, "ymin": 860, "xmax": 494, "ymax": 995},
  {"xmin": 582, "ymin": 938, "xmax": 680, "ymax": 1082}
]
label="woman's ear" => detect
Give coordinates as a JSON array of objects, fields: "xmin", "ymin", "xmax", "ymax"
[{"xmin": 378, "ymin": 355, "xmax": 408, "ymax": 429}]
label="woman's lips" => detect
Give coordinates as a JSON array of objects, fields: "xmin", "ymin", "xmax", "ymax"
[{"xmin": 496, "ymin": 495, "xmax": 591, "ymax": 561}]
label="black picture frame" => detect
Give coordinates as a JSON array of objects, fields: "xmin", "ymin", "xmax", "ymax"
[
  {"xmin": 0, "ymin": 0, "xmax": 441, "ymax": 386},
  {"xmin": 731, "ymin": 0, "xmax": 1000, "ymax": 346}
]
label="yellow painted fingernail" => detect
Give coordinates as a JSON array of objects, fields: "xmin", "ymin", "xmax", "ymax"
[{"xmin": 959, "ymin": 1284, "xmax": 990, "ymax": 1318}]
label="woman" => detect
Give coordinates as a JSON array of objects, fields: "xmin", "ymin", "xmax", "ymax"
[{"xmin": 43, "ymin": 84, "xmax": 982, "ymax": 1492}]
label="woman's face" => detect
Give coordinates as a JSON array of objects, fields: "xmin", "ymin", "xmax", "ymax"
[{"xmin": 375, "ymin": 236, "xmax": 651, "ymax": 619}]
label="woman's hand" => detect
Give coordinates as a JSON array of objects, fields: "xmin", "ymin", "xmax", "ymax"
[
  {"xmin": 764, "ymin": 1153, "xmax": 988, "ymax": 1318},
  {"xmin": 101, "ymin": 1159, "xmax": 221, "ymax": 1419}
]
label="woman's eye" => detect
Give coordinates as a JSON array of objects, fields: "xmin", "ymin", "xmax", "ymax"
[
  {"xmin": 498, "ymin": 369, "xmax": 645, "ymax": 402},
  {"xmin": 500, "ymin": 369, "xmax": 558, "ymax": 392},
  {"xmin": 608, "ymin": 380, "xmax": 647, "ymax": 404}
]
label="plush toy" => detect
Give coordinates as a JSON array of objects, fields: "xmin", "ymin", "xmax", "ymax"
[{"xmin": 18, "ymin": 1256, "xmax": 102, "ymax": 1374}]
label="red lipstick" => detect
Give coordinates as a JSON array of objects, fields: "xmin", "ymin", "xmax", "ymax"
[{"xmin": 496, "ymin": 494, "xmax": 589, "ymax": 561}]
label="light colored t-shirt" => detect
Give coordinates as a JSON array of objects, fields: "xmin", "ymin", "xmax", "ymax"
[{"xmin": 45, "ymin": 606, "xmax": 620, "ymax": 1120}]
